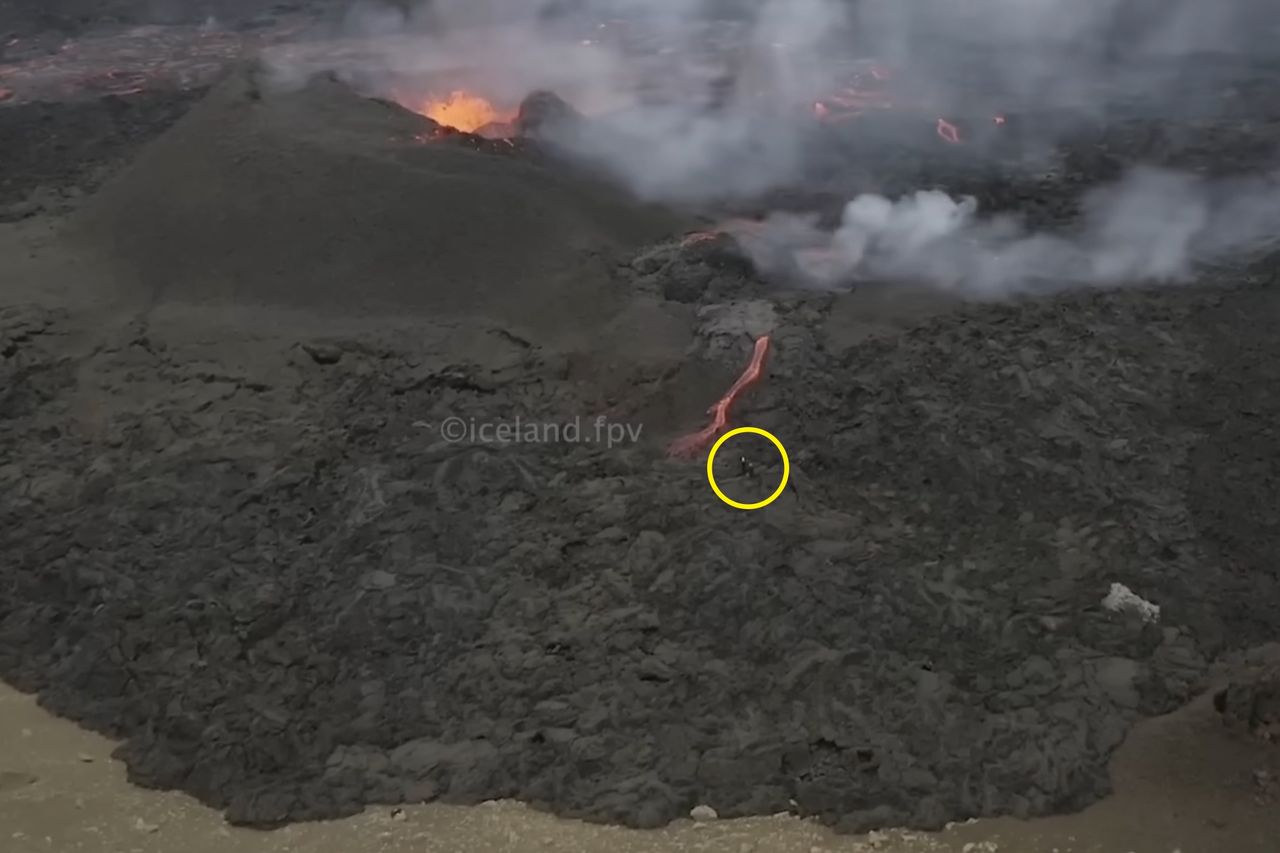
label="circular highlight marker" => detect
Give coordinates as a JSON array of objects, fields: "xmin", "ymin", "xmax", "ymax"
[{"xmin": 706, "ymin": 426, "xmax": 790, "ymax": 510}]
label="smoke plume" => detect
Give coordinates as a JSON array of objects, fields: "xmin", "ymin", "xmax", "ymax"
[
  {"xmin": 261, "ymin": 0, "xmax": 1280, "ymax": 293},
  {"xmin": 296, "ymin": 0, "xmax": 1278, "ymax": 191},
  {"xmin": 734, "ymin": 167, "xmax": 1280, "ymax": 297}
]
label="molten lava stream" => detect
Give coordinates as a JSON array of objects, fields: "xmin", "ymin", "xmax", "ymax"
[
  {"xmin": 936, "ymin": 117, "xmax": 962, "ymax": 144},
  {"xmin": 667, "ymin": 335, "xmax": 772, "ymax": 459}
]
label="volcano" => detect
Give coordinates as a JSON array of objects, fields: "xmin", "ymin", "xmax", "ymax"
[
  {"xmin": 61, "ymin": 67, "xmax": 684, "ymax": 335},
  {"xmin": 3, "ymin": 3, "xmax": 1280, "ymax": 850}
]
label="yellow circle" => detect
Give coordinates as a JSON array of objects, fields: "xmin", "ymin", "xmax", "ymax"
[{"xmin": 706, "ymin": 427, "xmax": 790, "ymax": 510}]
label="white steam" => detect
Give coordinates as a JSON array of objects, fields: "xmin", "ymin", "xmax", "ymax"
[
  {"xmin": 266, "ymin": 0, "xmax": 856, "ymax": 199},
  {"xmin": 259, "ymin": 1, "xmax": 1280, "ymax": 294},
  {"xmin": 850, "ymin": 0, "xmax": 1271, "ymax": 114},
  {"xmin": 735, "ymin": 167, "xmax": 1280, "ymax": 297},
  {"xmin": 262, "ymin": 0, "xmax": 1275, "ymax": 201}
]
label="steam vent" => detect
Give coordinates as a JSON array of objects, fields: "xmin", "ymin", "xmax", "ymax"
[{"xmin": 2, "ymin": 2, "xmax": 1279, "ymax": 853}]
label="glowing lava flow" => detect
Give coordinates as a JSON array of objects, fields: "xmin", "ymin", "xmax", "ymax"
[
  {"xmin": 681, "ymin": 231, "xmax": 719, "ymax": 247},
  {"xmin": 681, "ymin": 219, "xmax": 766, "ymax": 246},
  {"xmin": 414, "ymin": 90, "xmax": 514, "ymax": 137},
  {"xmin": 667, "ymin": 335, "xmax": 772, "ymax": 459},
  {"xmin": 811, "ymin": 62, "xmax": 1008, "ymax": 145},
  {"xmin": 813, "ymin": 63, "xmax": 895, "ymax": 123}
]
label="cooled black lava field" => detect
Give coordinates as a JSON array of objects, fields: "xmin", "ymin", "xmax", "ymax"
[{"xmin": 2, "ymin": 0, "xmax": 1280, "ymax": 837}]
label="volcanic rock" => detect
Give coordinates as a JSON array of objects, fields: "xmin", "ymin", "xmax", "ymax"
[
  {"xmin": 7, "ymin": 272, "xmax": 1280, "ymax": 834},
  {"xmin": 515, "ymin": 90, "xmax": 582, "ymax": 139},
  {"xmin": 689, "ymin": 804, "xmax": 718, "ymax": 822},
  {"xmin": 1216, "ymin": 645, "xmax": 1280, "ymax": 742}
]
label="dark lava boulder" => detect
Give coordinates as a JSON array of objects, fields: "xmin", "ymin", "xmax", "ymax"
[{"xmin": 516, "ymin": 89, "xmax": 581, "ymax": 138}]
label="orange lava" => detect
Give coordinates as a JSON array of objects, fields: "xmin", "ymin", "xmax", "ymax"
[
  {"xmin": 681, "ymin": 231, "xmax": 720, "ymax": 246},
  {"xmin": 812, "ymin": 63, "xmax": 1006, "ymax": 144},
  {"xmin": 813, "ymin": 65, "xmax": 895, "ymax": 124},
  {"xmin": 667, "ymin": 335, "xmax": 772, "ymax": 459},
  {"xmin": 414, "ymin": 90, "xmax": 513, "ymax": 137},
  {"xmin": 681, "ymin": 218, "xmax": 767, "ymax": 247}
]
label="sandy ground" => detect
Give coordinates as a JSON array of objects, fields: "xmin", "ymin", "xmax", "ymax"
[{"xmin": 2, "ymin": 680, "xmax": 1277, "ymax": 853}]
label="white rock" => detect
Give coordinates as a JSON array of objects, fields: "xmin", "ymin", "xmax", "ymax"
[
  {"xmin": 690, "ymin": 804, "xmax": 719, "ymax": 822},
  {"xmin": 1102, "ymin": 582, "xmax": 1160, "ymax": 623}
]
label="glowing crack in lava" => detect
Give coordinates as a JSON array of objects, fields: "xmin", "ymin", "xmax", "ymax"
[
  {"xmin": 813, "ymin": 63, "xmax": 894, "ymax": 123},
  {"xmin": 811, "ymin": 63, "xmax": 1005, "ymax": 145},
  {"xmin": 936, "ymin": 117, "xmax": 962, "ymax": 144},
  {"xmin": 412, "ymin": 90, "xmax": 515, "ymax": 139},
  {"xmin": 667, "ymin": 335, "xmax": 772, "ymax": 459}
]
